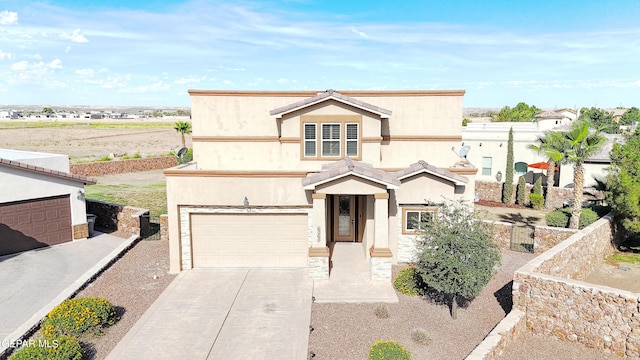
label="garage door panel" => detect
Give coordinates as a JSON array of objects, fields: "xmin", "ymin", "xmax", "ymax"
[
  {"xmin": 0, "ymin": 195, "xmax": 72, "ymax": 256},
  {"xmin": 191, "ymin": 213, "xmax": 308, "ymax": 268}
]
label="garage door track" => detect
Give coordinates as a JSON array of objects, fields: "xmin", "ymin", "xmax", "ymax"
[{"xmin": 107, "ymin": 269, "xmax": 312, "ymax": 360}]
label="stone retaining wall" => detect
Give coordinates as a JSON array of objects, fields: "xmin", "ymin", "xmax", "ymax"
[
  {"xmin": 70, "ymin": 156, "xmax": 178, "ymax": 177},
  {"xmin": 475, "ymin": 181, "xmax": 575, "ymax": 208},
  {"xmin": 469, "ymin": 215, "xmax": 634, "ymax": 359},
  {"xmin": 509, "ymin": 215, "xmax": 640, "ymax": 358},
  {"xmin": 86, "ymin": 199, "xmax": 149, "ymax": 238},
  {"xmin": 485, "ymin": 221, "xmax": 578, "ymax": 254}
]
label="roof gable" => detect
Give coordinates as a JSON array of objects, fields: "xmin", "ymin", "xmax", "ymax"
[
  {"xmin": 302, "ymin": 158, "xmax": 400, "ymax": 190},
  {"xmin": 0, "ymin": 158, "xmax": 96, "ymax": 185},
  {"xmin": 394, "ymin": 160, "xmax": 468, "ymax": 186},
  {"xmin": 270, "ymin": 90, "xmax": 392, "ymax": 119}
]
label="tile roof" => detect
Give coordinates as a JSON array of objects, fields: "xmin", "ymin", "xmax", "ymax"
[
  {"xmin": 302, "ymin": 158, "xmax": 469, "ymax": 189},
  {"xmin": 393, "ymin": 160, "xmax": 468, "ymax": 185},
  {"xmin": 302, "ymin": 157, "xmax": 400, "ymax": 189},
  {"xmin": 535, "ymin": 110, "xmax": 564, "ymax": 119},
  {"xmin": 270, "ymin": 90, "xmax": 392, "ymax": 119},
  {"xmin": 0, "ymin": 158, "xmax": 96, "ymax": 185}
]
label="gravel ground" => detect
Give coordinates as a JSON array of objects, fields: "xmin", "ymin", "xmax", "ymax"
[
  {"xmin": 74, "ymin": 237, "xmax": 175, "ymax": 359},
  {"xmin": 308, "ymin": 249, "xmax": 537, "ymax": 360}
]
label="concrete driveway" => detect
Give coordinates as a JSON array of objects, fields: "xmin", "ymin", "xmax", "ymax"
[
  {"xmin": 107, "ymin": 269, "xmax": 313, "ymax": 360},
  {"xmin": 0, "ymin": 233, "xmax": 136, "ymax": 356}
]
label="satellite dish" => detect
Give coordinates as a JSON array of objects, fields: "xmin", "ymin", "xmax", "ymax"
[
  {"xmin": 458, "ymin": 145, "xmax": 471, "ymax": 158},
  {"xmin": 171, "ymin": 147, "xmax": 189, "ymax": 164}
]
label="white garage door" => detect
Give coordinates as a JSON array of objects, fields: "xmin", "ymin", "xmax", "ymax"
[{"xmin": 190, "ymin": 213, "xmax": 308, "ymax": 268}]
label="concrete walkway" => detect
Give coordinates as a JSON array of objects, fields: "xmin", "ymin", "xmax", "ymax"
[
  {"xmin": 107, "ymin": 269, "xmax": 313, "ymax": 360},
  {"xmin": 0, "ymin": 232, "xmax": 136, "ymax": 355},
  {"xmin": 313, "ymin": 242, "xmax": 398, "ymax": 303}
]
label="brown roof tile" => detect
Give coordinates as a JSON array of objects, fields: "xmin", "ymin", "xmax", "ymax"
[
  {"xmin": 302, "ymin": 158, "xmax": 400, "ymax": 189},
  {"xmin": 0, "ymin": 158, "xmax": 96, "ymax": 185},
  {"xmin": 270, "ymin": 90, "xmax": 392, "ymax": 118},
  {"xmin": 393, "ymin": 160, "xmax": 469, "ymax": 185}
]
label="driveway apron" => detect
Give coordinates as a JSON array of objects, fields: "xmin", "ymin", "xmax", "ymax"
[{"xmin": 107, "ymin": 269, "xmax": 312, "ymax": 360}]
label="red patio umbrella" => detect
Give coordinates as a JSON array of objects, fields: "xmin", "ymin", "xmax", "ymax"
[{"xmin": 528, "ymin": 162, "xmax": 558, "ymax": 171}]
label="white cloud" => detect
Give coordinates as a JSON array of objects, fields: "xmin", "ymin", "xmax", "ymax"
[
  {"xmin": 0, "ymin": 10, "xmax": 18, "ymax": 25},
  {"xmin": 0, "ymin": 50, "xmax": 12, "ymax": 60},
  {"xmin": 75, "ymin": 68, "xmax": 95, "ymax": 77},
  {"xmin": 11, "ymin": 60, "xmax": 28, "ymax": 71},
  {"xmin": 49, "ymin": 59, "xmax": 63, "ymax": 69},
  {"xmin": 60, "ymin": 28, "xmax": 88, "ymax": 43},
  {"xmin": 174, "ymin": 76, "xmax": 204, "ymax": 85},
  {"xmin": 350, "ymin": 26, "xmax": 368, "ymax": 39}
]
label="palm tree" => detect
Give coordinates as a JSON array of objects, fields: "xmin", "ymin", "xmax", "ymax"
[
  {"xmin": 561, "ymin": 121, "xmax": 606, "ymax": 229},
  {"xmin": 173, "ymin": 121, "xmax": 192, "ymax": 148},
  {"xmin": 528, "ymin": 131, "xmax": 566, "ymax": 209}
]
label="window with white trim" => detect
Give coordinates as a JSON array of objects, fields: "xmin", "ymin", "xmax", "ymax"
[
  {"xmin": 304, "ymin": 123, "xmax": 317, "ymax": 157},
  {"xmin": 321, "ymin": 123, "xmax": 341, "ymax": 157},
  {"xmin": 482, "ymin": 156, "xmax": 492, "ymax": 176},
  {"xmin": 403, "ymin": 207, "xmax": 436, "ymax": 234},
  {"xmin": 346, "ymin": 123, "xmax": 358, "ymax": 157}
]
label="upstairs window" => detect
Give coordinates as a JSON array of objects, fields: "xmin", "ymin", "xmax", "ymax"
[
  {"xmin": 346, "ymin": 123, "xmax": 359, "ymax": 157},
  {"xmin": 304, "ymin": 123, "xmax": 317, "ymax": 157},
  {"xmin": 482, "ymin": 156, "xmax": 492, "ymax": 176},
  {"xmin": 322, "ymin": 123, "xmax": 341, "ymax": 157},
  {"xmin": 300, "ymin": 115, "xmax": 362, "ymax": 160}
]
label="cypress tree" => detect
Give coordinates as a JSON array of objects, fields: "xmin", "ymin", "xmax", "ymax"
[{"xmin": 502, "ymin": 127, "xmax": 514, "ymax": 204}]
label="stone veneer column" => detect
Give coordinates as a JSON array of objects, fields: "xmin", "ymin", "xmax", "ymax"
[
  {"xmin": 371, "ymin": 192, "xmax": 392, "ymax": 281},
  {"xmin": 308, "ymin": 193, "xmax": 329, "ymax": 280}
]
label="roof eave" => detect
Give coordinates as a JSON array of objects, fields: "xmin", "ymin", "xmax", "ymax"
[
  {"xmin": 397, "ymin": 169, "xmax": 467, "ymax": 186},
  {"xmin": 271, "ymin": 95, "xmax": 392, "ymax": 119}
]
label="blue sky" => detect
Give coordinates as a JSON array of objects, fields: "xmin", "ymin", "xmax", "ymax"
[{"xmin": 0, "ymin": 0, "xmax": 639, "ymax": 108}]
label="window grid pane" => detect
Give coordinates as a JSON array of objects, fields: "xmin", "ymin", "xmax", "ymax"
[
  {"xmin": 482, "ymin": 156, "xmax": 492, "ymax": 176},
  {"xmin": 304, "ymin": 124, "xmax": 316, "ymax": 139},
  {"xmin": 322, "ymin": 124, "xmax": 340, "ymax": 156},
  {"xmin": 406, "ymin": 211, "xmax": 420, "ymax": 230}
]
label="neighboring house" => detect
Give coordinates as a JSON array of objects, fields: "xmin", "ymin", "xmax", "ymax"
[
  {"xmin": 534, "ymin": 108, "xmax": 575, "ymax": 130},
  {"xmin": 462, "ymin": 119, "xmax": 618, "ymax": 188},
  {"xmin": 165, "ymin": 90, "xmax": 477, "ymax": 281},
  {"xmin": 0, "ymin": 149, "xmax": 96, "ymax": 256}
]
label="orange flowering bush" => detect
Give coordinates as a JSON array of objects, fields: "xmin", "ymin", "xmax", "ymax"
[{"xmin": 41, "ymin": 297, "xmax": 116, "ymax": 338}]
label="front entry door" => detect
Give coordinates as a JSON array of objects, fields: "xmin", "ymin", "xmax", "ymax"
[{"xmin": 334, "ymin": 195, "xmax": 355, "ymax": 242}]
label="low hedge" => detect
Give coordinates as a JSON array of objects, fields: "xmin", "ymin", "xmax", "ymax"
[{"xmin": 546, "ymin": 207, "xmax": 599, "ymax": 229}]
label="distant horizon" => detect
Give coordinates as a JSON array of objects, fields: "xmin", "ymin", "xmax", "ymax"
[{"xmin": 1, "ymin": 0, "xmax": 639, "ymax": 107}]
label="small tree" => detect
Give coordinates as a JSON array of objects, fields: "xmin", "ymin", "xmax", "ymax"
[
  {"xmin": 620, "ymin": 107, "xmax": 640, "ymax": 126},
  {"xmin": 502, "ymin": 127, "xmax": 514, "ymax": 204},
  {"xmin": 579, "ymin": 107, "xmax": 618, "ymax": 134},
  {"xmin": 607, "ymin": 130, "xmax": 640, "ymax": 237},
  {"xmin": 173, "ymin": 121, "xmax": 192, "ymax": 148},
  {"xmin": 516, "ymin": 176, "xmax": 527, "ymax": 205},
  {"xmin": 415, "ymin": 200, "xmax": 501, "ymax": 319}
]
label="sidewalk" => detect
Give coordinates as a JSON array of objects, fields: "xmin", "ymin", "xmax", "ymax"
[{"xmin": 0, "ymin": 232, "xmax": 136, "ymax": 356}]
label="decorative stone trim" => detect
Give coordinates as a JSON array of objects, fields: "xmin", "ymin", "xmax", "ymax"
[
  {"xmin": 312, "ymin": 193, "xmax": 327, "ymax": 199},
  {"xmin": 374, "ymin": 192, "xmax": 389, "ymax": 199},
  {"xmin": 72, "ymin": 223, "xmax": 89, "ymax": 240},
  {"xmin": 370, "ymin": 255, "xmax": 392, "ymax": 281},
  {"xmin": 370, "ymin": 247, "xmax": 393, "ymax": 258},
  {"xmin": 308, "ymin": 247, "xmax": 330, "ymax": 280},
  {"xmin": 178, "ymin": 206, "xmax": 312, "ymax": 270}
]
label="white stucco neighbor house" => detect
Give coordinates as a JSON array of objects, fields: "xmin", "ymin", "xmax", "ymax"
[
  {"xmin": 0, "ymin": 149, "xmax": 96, "ymax": 256},
  {"xmin": 164, "ymin": 90, "xmax": 477, "ymax": 281}
]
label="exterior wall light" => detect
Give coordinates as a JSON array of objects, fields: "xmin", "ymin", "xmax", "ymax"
[
  {"xmin": 496, "ymin": 171, "xmax": 503, "ymax": 182},
  {"xmin": 243, "ymin": 196, "xmax": 249, "ymax": 207}
]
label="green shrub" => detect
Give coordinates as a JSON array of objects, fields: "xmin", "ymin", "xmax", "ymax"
[
  {"xmin": 546, "ymin": 210, "xmax": 569, "ymax": 228},
  {"xmin": 41, "ymin": 297, "xmax": 116, "ymax": 338},
  {"xmin": 368, "ymin": 340, "xmax": 411, "ymax": 360},
  {"xmin": 579, "ymin": 208, "xmax": 598, "ymax": 229},
  {"xmin": 546, "ymin": 208, "xmax": 600, "ymax": 229},
  {"xmin": 516, "ymin": 176, "xmax": 526, "ymax": 205},
  {"xmin": 530, "ymin": 193, "xmax": 544, "ymax": 210},
  {"xmin": 9, "ymin": 335, "xmax": 82, "ymax": 360},
  {"xmin": 97, "ymin": 155, "xmax": 111, "ymax": 162},
  {"xmin": 393, "ymin": 267, "xmax": 420, "ymax": 296},
  {"xmin": 533, "ymin": 176, "xmax": 543, "ymax": 196}
]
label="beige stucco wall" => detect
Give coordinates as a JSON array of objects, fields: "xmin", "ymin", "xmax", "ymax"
[
  {"xmin": 0, "ymin": 167, "xmax": 88, "ymax": 225},
  {"xmin": 191, "ymin": 90, "xmax": 465, "ymax": 171}
]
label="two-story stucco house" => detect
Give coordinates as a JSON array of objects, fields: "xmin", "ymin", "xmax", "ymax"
[{"xmin": 165, "ymin": 90, "xmax": 477, "ymax": 281}]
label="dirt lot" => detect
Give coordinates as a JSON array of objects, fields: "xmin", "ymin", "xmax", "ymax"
[{"xmin": 0, "ymin": 119, "xmax": 191, "ymax": 162}]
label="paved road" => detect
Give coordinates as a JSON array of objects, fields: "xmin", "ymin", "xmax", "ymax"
[
  {"xmin": 0, "ymin": 233, "xmax": 135, "ymax": 355},
  {"xmin": 107, "ymin": 269, "xmax": 313, "ymax": 360}
]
